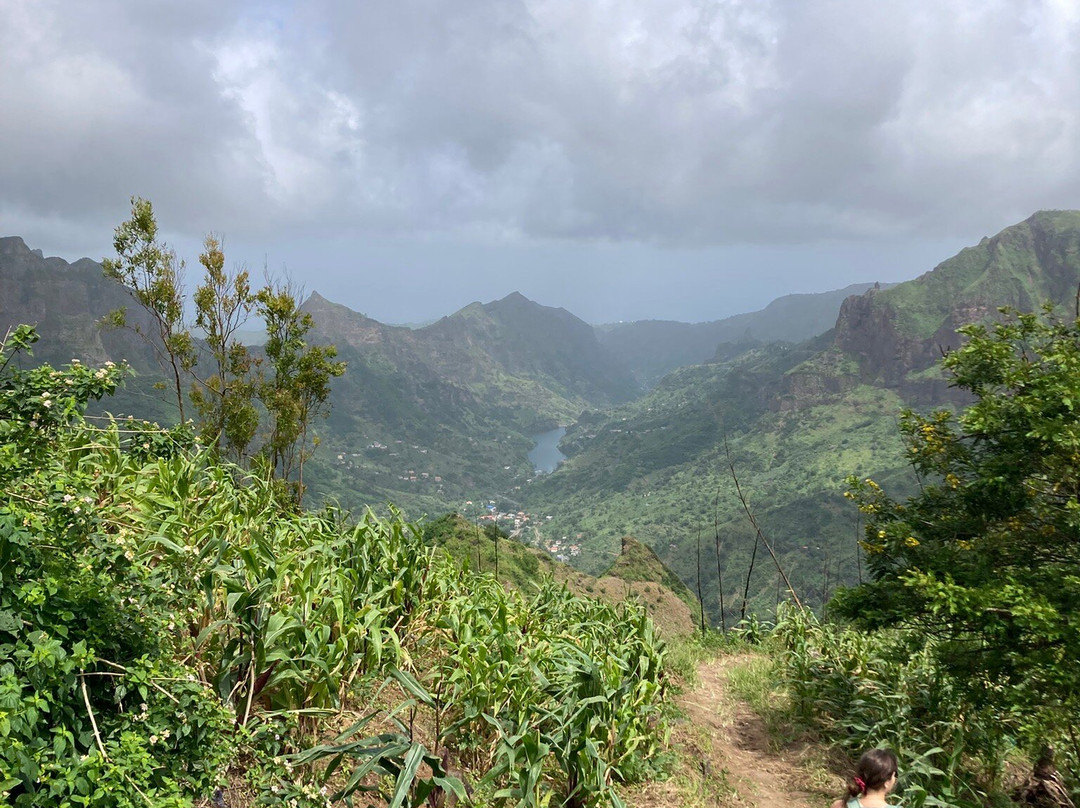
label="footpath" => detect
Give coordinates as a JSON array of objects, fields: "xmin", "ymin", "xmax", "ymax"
[{"xmin": 629, "ymin": 653, "xmax": 827, "ymax": 808}]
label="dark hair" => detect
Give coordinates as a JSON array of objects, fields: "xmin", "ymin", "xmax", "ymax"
[{"xmin": 843, "ymin": 748, "xmax": 898, "ymax": 800}]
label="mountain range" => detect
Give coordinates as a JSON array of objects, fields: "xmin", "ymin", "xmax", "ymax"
[
  {"xmin": 522, "ymin": 210, "xmax": 1080, "ymax": 618},
  {"xmin": 5, "ymin": 210, "xmax": 1080, "ymax": 622}
]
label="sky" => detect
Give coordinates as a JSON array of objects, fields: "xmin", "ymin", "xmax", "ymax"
[{"xmin": 2, "ymin": 0, "xmax": 1079, "ymax": 325}]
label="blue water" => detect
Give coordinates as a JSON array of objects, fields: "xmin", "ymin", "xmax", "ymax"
[{"xmin": 528, "ymin": 427, "xmax": 567, "ymax": 473}]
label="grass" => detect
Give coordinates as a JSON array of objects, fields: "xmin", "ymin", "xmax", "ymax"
[
  {"xmin": 664, "ymin": 630, "xmax": 750, "ymax": 686},
  {"xmin": 724, "ymin": 655, "xmax": 780, "ymax": 717}
]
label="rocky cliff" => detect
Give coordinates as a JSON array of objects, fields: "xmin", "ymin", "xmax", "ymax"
[
  {"xmin": 831, "ymin": 211, "xmax": 1080, "ymax": 402},
  {"xmin": 0, "ymin": 236, "xmax": 157, "ymax": 371}
]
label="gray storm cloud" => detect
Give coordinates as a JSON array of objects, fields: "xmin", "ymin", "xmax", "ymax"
[{"xmin": 1, "ymin": 0, "xmax": 1079, "ymax": 323}]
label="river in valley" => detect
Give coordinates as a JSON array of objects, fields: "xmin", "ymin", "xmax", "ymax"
[{"xmin": 528, "ymin": 427, "xmax": 567, "ymax": 474}]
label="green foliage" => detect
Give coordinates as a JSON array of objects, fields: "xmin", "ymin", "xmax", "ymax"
[
  {"xmin": 1, "ymin": 327, "xmax": 669, "ymax": 807},
  {"xmin": 527, "ymin": 354, "xmax": 909, "ymax": 623},
  {"xmin": 256, "ymin": 281, "xmax": 346, "ymax": 500},
  {"xmin": 839, "ymin": 307, "xmax": 1080, "ymax": 785},
  {"xmin": 102, "ymin": 197, "xmax": 196, "ymax": 421},
  {"xmin": 0, "ymin": 331, "xmax": 232, "ymax": 805},
  {"xmin": 407, "ymin": 573, "xmax": 668, "ymax": 807},
  {"xmin": 773, "ymin": 607, "xmax": 1003, "ymax": 808},
  {"xmin": 102, "ymin": 199, "xmax": 346, "ymax": 501},
  {"xmin": 190, "ymin": 234, "xmax": 258, "ymax": 462}
]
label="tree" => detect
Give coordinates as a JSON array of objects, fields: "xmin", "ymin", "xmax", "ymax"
[
  {"xmin": 102, "ymin": 197, "xmax": 195, "ymax": 420},
  {"xmin": 839, "ymin": 306, "xmax": 1080, "ymax": 764},
  {"xmin": 256, "ymin": 280, "xmax": 345, "ymax": 501},
  {"xmin": 190, "ymin": 234, "xmax": 258, "ymax": 462},
  {"xmin": 103, "ymin": 199, "xmax": 345, "ymax": 491}
]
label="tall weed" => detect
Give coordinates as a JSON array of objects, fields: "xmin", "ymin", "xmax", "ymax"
[{"xmin": 773, "ymin": 606, "xmax": 1009, "ymax": 808}]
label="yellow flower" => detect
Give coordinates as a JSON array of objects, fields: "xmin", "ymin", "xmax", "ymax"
[{"xmin": 904, "ymin": 536, "xmax": 920, "ymax": 548}]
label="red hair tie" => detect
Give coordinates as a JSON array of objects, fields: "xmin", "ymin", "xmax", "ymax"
[{"xmin": 854, "ymin": 777, "xmax": 867, "ymax": 793}]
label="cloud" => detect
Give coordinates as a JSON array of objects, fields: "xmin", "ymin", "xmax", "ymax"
[{"xmin": 2, "ymin": 0, "xmax": 1079, "ymax": 250}]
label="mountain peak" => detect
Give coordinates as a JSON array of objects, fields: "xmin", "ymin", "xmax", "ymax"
[
  {"xmin": 0, "ymin": 236, "xmax": 32, "ymax": 259},
  {"xmin": 303, "ymin": 290, "xmax": 335, "ymax": 312}
]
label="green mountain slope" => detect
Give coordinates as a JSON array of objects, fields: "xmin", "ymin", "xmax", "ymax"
[
  {"xmin": 0, "ymin": 237, "xmax": 153, "ymax": 369},
  {"xmin": 421, "ymin": 513, "xmax": 698, "ymax": 636},
  {"xmin": 0, "ymin": 236, "xmax": 178, "ymax": 422},
  {"xmin": 296, "ymin": 291, "xmax": 642, "ymax": 516},
  {"xmin": 596, "ymin": 283, "xmax": 878, "ymax": 385},
  {"xmin": 524, "ymin": 211, "xmax": 1080, "ymax": 622}
]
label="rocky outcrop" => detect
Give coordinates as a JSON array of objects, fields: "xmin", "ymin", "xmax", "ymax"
[
  {"xmin": 829, "ymin": 211, "xmax": 1080, "ymax": 405},
  {"xmin": 834, "ymin": 289, "xmax": 939, "ymax": 385},
  {"xmin": 0, "ymin": 236, "xmax": 157, "ymax": 370}
]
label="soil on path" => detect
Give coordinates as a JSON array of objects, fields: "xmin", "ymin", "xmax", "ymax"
[{"xmin": 627, "ymin": 653, "xmax": 833, "ymax": 808}]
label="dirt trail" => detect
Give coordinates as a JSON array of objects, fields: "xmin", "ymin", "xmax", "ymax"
[{"xmin": 629, "ymin": 653, "xmax": 828, "ymax": 808}]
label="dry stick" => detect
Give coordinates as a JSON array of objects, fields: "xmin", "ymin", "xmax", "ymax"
[
  {"xmin": 855, "ymin": 513, "xmax": 863, "ymax": 585},
  {"xmin": 713, "ymin": 486, "xmax": 727, "ymax": 633},
  {"xmin": 774, "ymin": 571, "xmax": 781, "ymax": 620},
  {"xmin": 727, "ymin": 456, "xmax": 803, "ymax": 611},
  {"xmin": 740, "ymin": 529, "xmax": 760, "ymax": 622},
  {"xmin": 121, "ymin": 772, "xmax": 155, "ymax": 807},
  {"xmin": 821, "ymin": 554, "xmax": 830, "ymax": 619},
  {"xmin": 474, "ymin": 518, "xmax": 482, "ymax": 573},
  {"xmin": 242, "ymin": 642, "xmax": 258, "ymax": 727},
  {"xmin": 696, "ymin": 528, "xmax": 706, "ymax": 636},
  {"xmin": 98, "ymin": 659, "xmax": 180, "ymax": 704},
  {"xmin": 80, "ymin": 675, "xmax": 108, "ymax": 761},
  {"xmin": 725, "ymin": 447, "xmax": 760, "ymax": 617}
]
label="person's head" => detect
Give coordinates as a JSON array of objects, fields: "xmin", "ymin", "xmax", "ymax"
[{"xmin": 845, "ymin": 748, "xmax": 898, "ymax": 799}]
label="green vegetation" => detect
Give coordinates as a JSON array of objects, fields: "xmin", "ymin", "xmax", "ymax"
[
  {"xmin": 838, "ymin": 306, "xmax": 1080, "ymax": 788},
  {"xmin": 877, "ymin": 210, "xmax": 1080, "ymax": 340},
  {"xmin": 708, "ymin": 304, "xmax": 1080, "ymax": 808},
  {"xmin": 600, "ymin": 536, "xmax": 698, "ymax": 617},
  {"xmin": 525, "ymin": 341, "xmax": 911, "ymax": 621},
  {"xmin": 0, "ymin": 326, "xmax": 668, "ymax": 807},
  {"xmin": 103, "ymin": 198, "xmax": 346, "ymax": 502},
  {"xmin": 765, "ymin": 609, "xmax": 1010, "ymax": 808},
  {"xmin": 421, "ymin": 512, "xmax": 544, "ymax": 591}
]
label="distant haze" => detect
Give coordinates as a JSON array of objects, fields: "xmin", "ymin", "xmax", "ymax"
[{"xmin": 2, "ymin": 1, "xmax": 1077, "ymax": 323}]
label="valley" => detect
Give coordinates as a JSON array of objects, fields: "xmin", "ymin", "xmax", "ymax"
[{"xmin": 6, "ymin": 210, "xmax": 1080, "ymax": 627}]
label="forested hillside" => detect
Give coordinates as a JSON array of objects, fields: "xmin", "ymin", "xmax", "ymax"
[
  {"xmin": 524, "ymin": 211, "xmax": 1080, "ymax": 622},
  {"xmin": 596, "ymin": 282, "xmax": 877, "ymax": 386},
  {"xmin": 300, "ymin": 290, "xmax": 639, "ymax": 512}
]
